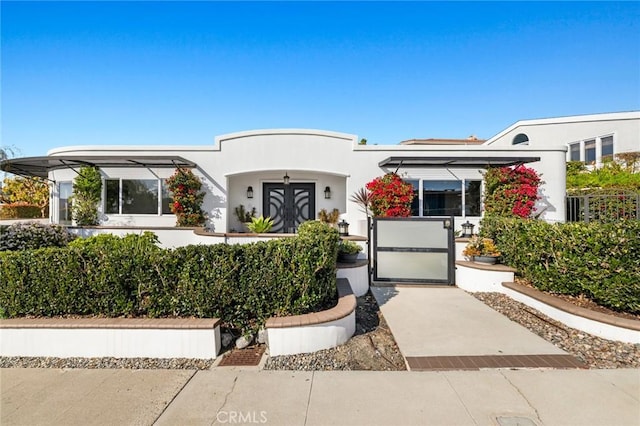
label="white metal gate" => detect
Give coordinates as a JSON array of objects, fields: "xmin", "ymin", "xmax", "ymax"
[{"xmin": 372, "ymin": 217, "xmax": 455, "ymax": 284}]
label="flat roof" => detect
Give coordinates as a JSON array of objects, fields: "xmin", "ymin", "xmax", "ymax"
[
  {"xmin": 0, "ymin": 155, "xmax": 197, "ymax": 178},
  {"xmin": 378, "ymin": 156, "xmax": 541, "ymax": 168}
]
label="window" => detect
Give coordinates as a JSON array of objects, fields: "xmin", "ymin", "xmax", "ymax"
[
  {"xmin": 569, "ymin": 143, "xmax": 581, "ymax": 161},
  {"xmin": 105, "ymin": 179, "xmax": 171, "ymax": 215},
  {"xmin": 407, "ymin": 179, "xmax": 420, "ymax": 217},
  {"xmin": 464, "ymin": 181, "xmax": 482, "ymax": 216},
  {"xmin": 161, "ymin": 180, "xmax": 173, "ymax": 214},
  {"xmin": 105, "ymin": 180, "xmax": 120, "ymax": 214},
  {"xmin": 601, "ymin": 136, "xmax": 614, "ymax": 160},
  {"xmin": 584, "ymin": 140, "xmax": 596, "ymax": 163},
  {"xmin": 513, "ymin": 133, "xmax": 529, "ymax": 145},
  {"xmin": 58, "ymin": 182, "xmax": 73, "ymax": 225}
]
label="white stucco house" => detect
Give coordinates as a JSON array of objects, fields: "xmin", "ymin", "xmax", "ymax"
[
  {"xmin": 485, "ymin": 111, "xmax": 640, "ymax": 167},
  {"xmin": 2, "ymin": 111, "xmax": 637, "ymax": 237},
  {"xmin": 2, "ymin": 128, "xmax": 568, "ymax": 236}
]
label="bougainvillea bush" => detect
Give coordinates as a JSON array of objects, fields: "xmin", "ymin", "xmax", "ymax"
[
  {"xmin": 483, "ymin": 166, "xmax": 541, "ymax": 218},
  {"xmin": 365, "ymin": 173, "xmax": 414, "ymax": 217},
  {"xmin": 166, "ymin": 168, "xmax": 206, "ymax": 227}
]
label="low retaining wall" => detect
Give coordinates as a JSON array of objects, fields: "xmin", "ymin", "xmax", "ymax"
[
  {"xmin": 265, "ymin": 278, "xmax": 356, "ymax": 356},
  {"xmin": 0, "ymin": 318, "xmax": 222, "ymax": 359},
  {"xmin": 336, "ymin": 259, "xmax": 369, "ymax": 297},
  {"xmin": 502, "ymin": 282, "xmax": 640, "ymax": 345},
  {"xmin": 455, "ymin": 260, "xmax": 516, "ymax": 292}
]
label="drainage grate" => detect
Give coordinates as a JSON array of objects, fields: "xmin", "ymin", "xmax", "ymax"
[
  {"xmin": 218, "ymin": 345, "xmax": 265, "ymax": 366},
  {"xmin": 406, "ymin": 354, "xmax": 586, "ymax": 371}
]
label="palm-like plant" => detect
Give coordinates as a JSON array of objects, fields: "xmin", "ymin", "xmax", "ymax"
[{"xmin": 349, "ymin": 187, "xmax": 371, "ymax": 216}]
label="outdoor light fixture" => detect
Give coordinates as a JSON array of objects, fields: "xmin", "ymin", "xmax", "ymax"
[
  {"xmin": 283, "ymin": 173, "xmax": 290, "ymax": 185},
  {"xmin": 246, "ymin": 186, "xmax": 253, "ymax": 198},
  {"xmin": 338, "ymin": 219, "xmax": 350, "ymax": 236},
  {"xmin": 461, "ymin": 220, "xmax": 475, "ymax": 238},
  {"xmin": 324, "ymin": 186, "xmax": 331, "ymax": 199}
]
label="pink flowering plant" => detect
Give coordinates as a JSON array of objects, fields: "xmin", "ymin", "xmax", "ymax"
[
  {"xmin": 483, "ymin": 166, "xmax": 542, "ymax": 218},
  {"xmin": 166, "ymin": 168, "xmax": 206, "ymax": 227},
  {"xmin": 365, "ymin": 173, "xmax": 415, "ymax": 217}
]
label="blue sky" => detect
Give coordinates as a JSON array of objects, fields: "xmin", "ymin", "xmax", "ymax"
[{"xmin": 2, "ymin": 1, "xmax": 639, "ymax": 158}]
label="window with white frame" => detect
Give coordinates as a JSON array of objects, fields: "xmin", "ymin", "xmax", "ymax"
[
  {"xmin": 58, "ymin": 182, "xmax": 73, "ymax": 224},
  {"xmin": 569, "ymin": 142, "xmax": 581, "ymax": 161},
  {"xmin": 567, "ymin": 135, "xmax": 614, "ymax": 164},
  {"xmin": 601, "ymin": 136, "xmax": 614, "ymax": 160},
  {"xmin": 105, "ymin": 178, "xmax": 173, "ymax": 215},
  {"xmin": 409, "ymin": 179, "xmax": 481, "ymax": 217}
]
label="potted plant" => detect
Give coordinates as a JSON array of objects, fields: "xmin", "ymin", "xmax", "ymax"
[
  {"xmin": 462, "ymin": 235, "xmax": 502, "ymax": 264},
  {"xmin": 338, "ymin": 240, "xmax": 363, "ymax": 263},
  {"xmin": 246, "ymin": 215, "xmax": 274, "ymax": 233}
]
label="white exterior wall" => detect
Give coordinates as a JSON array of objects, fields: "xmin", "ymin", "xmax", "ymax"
[
  {"xmin": 47, "ymin": 129, "xmax": 568, "ymax": 231},
  {"xmin": 485, "ymin": 112, "xmax": 640, "ymax": 167}
]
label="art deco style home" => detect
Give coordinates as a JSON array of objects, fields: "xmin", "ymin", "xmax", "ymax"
[
  {"xmin": 2, "ymin": 129, "xmax": 567, "ymax": 234},
  {"xmin": 2, "ymin": 111, "xmax": 637, "ymax": 237}
]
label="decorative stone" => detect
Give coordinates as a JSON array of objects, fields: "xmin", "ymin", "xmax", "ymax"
[
  {"xmin": 257, "ymin": 328, "xmax": 268, "ymax": 344},
  {"xmin": 221, "ymin": 332, "xmax": 234, "ymax": 348},
  {"xmin": 235, "ymin": 335, "xmax": 253, "ymax": 349}
]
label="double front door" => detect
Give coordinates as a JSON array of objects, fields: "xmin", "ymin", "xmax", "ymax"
[{"xmin": 263, "ymin": 183, "xmax": 315, "ymax": 233}]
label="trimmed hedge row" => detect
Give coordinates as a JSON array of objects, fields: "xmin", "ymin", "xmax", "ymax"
[
  {"xmin": 0, "ymin": 221, "xmax": 340, "ymax": 334},
  {"xmin": 481, "ymin": 217, "xmax": 640, "ymax": 314},
  {"xmin": 0, "ymin": 204, "xmax": 42, "ymax": 219},
  {"xmin": 0, "ymin": 222, "xmax": 77, "ymax": 251}
]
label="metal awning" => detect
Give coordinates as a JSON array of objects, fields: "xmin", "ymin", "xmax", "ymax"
[
  {"xmin": 0, "ymin": 155, "xmax": 197, "ymax": 178},
  {"xmin": 378, "ymin": 156, "xmax": 541, "ymax": 169}
]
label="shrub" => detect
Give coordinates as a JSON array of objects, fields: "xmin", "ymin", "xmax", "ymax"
[
  {"xmin": 166, "ymin": 168, "xmax": 206, "ymax": 227},
  {"xmin": 0, "ymin": 222, "xmax": 76, "ymax": 251},
  {"xmin": 483, "ymin": 166, "xmax": 541, "ymax": 218},
  {"xmin": 366, "ymin": 173, "xmax": 414, "ymax": 217},
  {"xmin": 480, "ymin": 217, "xmax": 640, "ymax": 313},
  {"xmin": 72, "ymin": 166, "xmax": 102, "ymax": 225},
  {"xmin": 0, "ymin": 222, "xmax": 341, "ymax": 334},
  {"xmin": 0, "ymin": 203, "xmax": 42, "ymax": 219}
]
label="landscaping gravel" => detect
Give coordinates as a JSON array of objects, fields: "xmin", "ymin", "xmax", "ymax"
[
  {"xmin": 0, "ymin": 357, "xmax": 213, "ymax": 370},
  {"xmin": 2, "ymin": 290, "xmax": 637, "ymax": 371},
  {"xmin": 472, "ymin": 292, "xmax": 640, "ymax": 369},
  {"xmin": 265, "ymin": 291, "xmax": 407, "ymax": 371}
]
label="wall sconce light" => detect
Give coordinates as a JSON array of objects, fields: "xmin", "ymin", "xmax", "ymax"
[
  {"xmin": 283, "ymin": 173, "xmax": 290, "ymax": 185},
  {"xmin": 247, "ymin": 186, "xmax": 253, "ymax": 198},
  {"xmin": 461, "ymin": 220, "xmax": 475, "ymax": 237},
  {"xmin": 324, "ymin": 186, "xmax": 331, "ymax": 199},
  {"xmin": 338, "ymin": 219, "xmax": 350, "ymax": 236}
]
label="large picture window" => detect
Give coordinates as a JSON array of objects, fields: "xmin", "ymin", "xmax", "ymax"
[
  {"xmin": 105, "ymin": 178, "xmax": 172, "ymax": 215},
  {"xmin": 413, "ymin": 179, "xmax": 481, "ymax": 217}
]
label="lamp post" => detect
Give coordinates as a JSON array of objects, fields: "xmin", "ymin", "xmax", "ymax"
[
  {"xmin": 338, "ymin": 219, "xmax": 350, "ymax": 236},
  {"xmin": 461, "ymin": 220, "xmax": 475, "ymax": 238}
]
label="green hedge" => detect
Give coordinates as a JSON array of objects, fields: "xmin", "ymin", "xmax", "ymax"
[
  {"xmin": 0, "ymin": 221, "xmax": 340, "ymax": 333},
  {"xmin": 480, "ymin": 217, "xmax": 640, "ymax": 314},
  {"xmin": 0, "ymin": 204, "xmax": 42, "ymax": 219}
]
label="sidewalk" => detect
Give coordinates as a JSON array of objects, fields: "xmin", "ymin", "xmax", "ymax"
[{"xmin": 2, "ymin": 367, "xmax": 639, "ymax": 425}]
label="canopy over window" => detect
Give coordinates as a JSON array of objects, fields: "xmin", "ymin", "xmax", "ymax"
[
  {"xmin": 0, "ymin": 155, "xmax": 197, "ymax": 179},
  {"xmin": 378, "ymin": 156, "xmax": 541, "ymax": 169}
]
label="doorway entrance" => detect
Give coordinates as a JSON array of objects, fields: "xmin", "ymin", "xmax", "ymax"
[{"xmin": 263, "ymin": 183, "xmax": 315, "ymax": 233}]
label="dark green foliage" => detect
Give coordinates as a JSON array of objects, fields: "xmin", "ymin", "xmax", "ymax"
[
  {"xmin": 0, "ymin": 204, "xmax": 43, "ymax": 219},
  {"xmin": 0, "ymin": 221, "xmax": 340, "ymax": 334},
  {"xmin": 72, "ymin": 166, "xmax": 103, "ymax": 225},
  {"xmin": 0, "ymin": 222, "xmax": 77, "ymax": 251},
  {"xmin": 481, "ymin": 217, "xmax": 640, "ymax": 313}
]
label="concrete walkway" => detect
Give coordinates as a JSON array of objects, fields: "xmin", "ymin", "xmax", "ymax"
[
  {"xmin": 371, "ymin": 286, "xmax": 567, "ymax": 357},
  {"xmin": 2, "ymin": 367, "xmax": 639, "ymax": 425}
]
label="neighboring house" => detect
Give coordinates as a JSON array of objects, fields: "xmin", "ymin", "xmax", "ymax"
[
  {"xmin": 484, "ymin": 111, "xmax": 640, "ymax": 167},
  {"xmin": 0, "ymin": 128, "xmax": 566, "ymax": 234}
]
